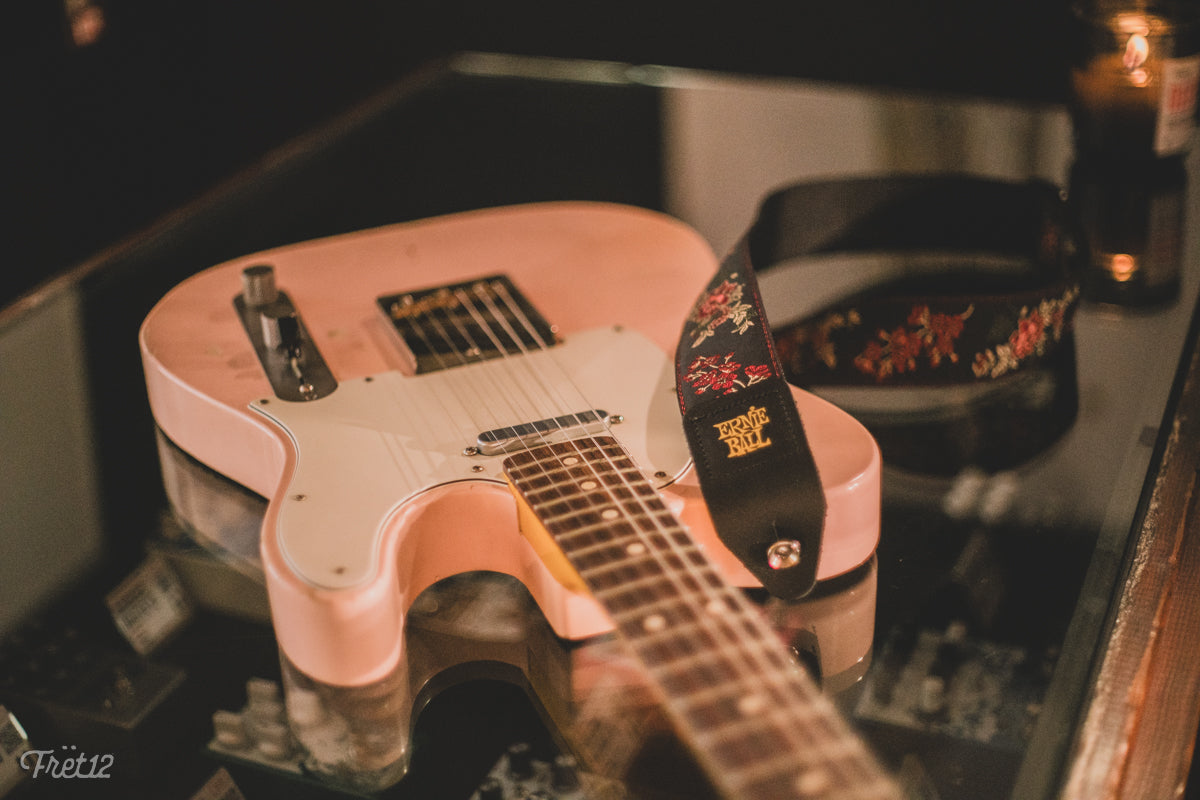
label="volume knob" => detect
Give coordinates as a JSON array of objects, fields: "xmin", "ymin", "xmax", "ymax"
[{"xmin": 241, "ymin": 264, "xmax": 278, "ymax": 307}]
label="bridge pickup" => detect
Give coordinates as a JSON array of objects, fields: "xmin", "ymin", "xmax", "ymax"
[
  {"xmin": 476, "ymin": 409, "xmax": 610, "ymax": 456},
  {"xmin": 378, "ymin": 275, "xmax": 557, "ymax": 374}
]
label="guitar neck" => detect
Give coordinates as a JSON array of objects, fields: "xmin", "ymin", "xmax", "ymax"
[{"xmin": 503, "ymin": 436, "xmax": 899, "ymax": 800}]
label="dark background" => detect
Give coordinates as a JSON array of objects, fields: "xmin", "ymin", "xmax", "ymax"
[{"xmin": 4, "ymin": 0, "xmax": 1081, "ymax": 310}]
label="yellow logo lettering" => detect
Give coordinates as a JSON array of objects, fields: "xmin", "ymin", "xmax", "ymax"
[{"xmin": 714, "ymin": 406, "xmax": 772, "ymax": 458}]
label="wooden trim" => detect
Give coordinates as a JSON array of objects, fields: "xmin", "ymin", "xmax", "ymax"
[{"xmin": 1062, "ymin": 314, "xmax": 1200, "ymax": 798}]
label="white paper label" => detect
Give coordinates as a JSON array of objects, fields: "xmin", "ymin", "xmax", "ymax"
[
  {"xmin": 1156, "ymin": 55, "xmax": 1200, "ymax": 155},
  {"xmin": 106, "ymin": 555, "xmax": 193, "ymax": 654}
]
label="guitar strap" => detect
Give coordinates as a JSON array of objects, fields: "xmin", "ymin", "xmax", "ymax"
[{"xmin": 676, "ymin": 175, "xmax": 1084, "ymax": 599}]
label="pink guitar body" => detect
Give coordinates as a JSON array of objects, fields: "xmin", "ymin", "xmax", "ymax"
[{"xmin": 140, "ymin": 203, "xmax": 886, "ymax": 795}]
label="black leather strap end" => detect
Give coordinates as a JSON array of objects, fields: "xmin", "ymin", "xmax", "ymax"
[{"xmin": 682, "ymin": 382, "xmax": 825, "ymax": 599}]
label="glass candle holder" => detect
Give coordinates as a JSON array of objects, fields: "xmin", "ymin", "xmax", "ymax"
[
  {"xmin": 1070, "ymin": 2, "xmax": 1200, "ymax": 160},
  {"xmin": 1070, "ymin": 156, "xmax": 1186, "ymax": 307}
]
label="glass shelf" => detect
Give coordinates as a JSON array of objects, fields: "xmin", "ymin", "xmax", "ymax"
[{"xmin": 2, "ymin": 53, "xmax": 1198, "ymax": 800}]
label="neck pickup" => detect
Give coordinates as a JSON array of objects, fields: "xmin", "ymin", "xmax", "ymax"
[{"xmin": 477, "ymin": 409, "xmax": 610, "ymax": 456}]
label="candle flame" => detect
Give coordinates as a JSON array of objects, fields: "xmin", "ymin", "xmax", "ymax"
[
  {"xmin": 1107, "ymin": 253, "xmax": 1138, "ymax": 282},
  {"xmin": 1124, "ymin": 33, "xmax": 1150, "ymax": 71}
]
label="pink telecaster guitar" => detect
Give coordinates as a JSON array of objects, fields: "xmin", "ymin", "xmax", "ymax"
[{"xmin": 140, "ymin": 203, "xmax": 899, "ymax": 798}]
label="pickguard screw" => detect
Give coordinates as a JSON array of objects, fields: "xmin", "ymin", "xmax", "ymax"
[
  {"xmin": 767, "ymin": 540, "xmax": 802, "ymax": 570},
  {"xmin": 654, "ymin": 471, "xmax": 668, "ymax": 479},
  {"xmin": 471, "ymin": 465, "xmax": 486, "ymax": 473},
  {"xmin": 292, "ymin": 494, "xmax": 307, "ymax": 502}
]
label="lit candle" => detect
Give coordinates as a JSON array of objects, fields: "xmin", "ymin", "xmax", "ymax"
[{"xmin": 1070, "ymin": 8, "xmax": 1200, "ymax": 159}]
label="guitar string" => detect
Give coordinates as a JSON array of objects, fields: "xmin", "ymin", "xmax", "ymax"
[
  {"xmin": 457, "ymin": 280, "xmax": 888, "ymax": 795},
  {"xmin": 385, "ymin": 289, "xmax": 522, "ymax": 460},
  {"xmin": 443, "ymin": 280, "xmax": 888, "ymax": 794},
  {"xmin": 482, "ymin": 289, "xmax": 897, "ymax": 797},
  {"xmin": 394, "ymin": 279, "xmax": 890, "ymax": 796}
]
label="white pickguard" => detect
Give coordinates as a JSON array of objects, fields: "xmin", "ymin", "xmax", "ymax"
[{"xmin": 252, "ymin": 327, "xmax": 691, "ymax": 590}]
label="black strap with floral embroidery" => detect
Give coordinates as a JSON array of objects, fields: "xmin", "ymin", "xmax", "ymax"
[
  {"xmin": 676, "ymin": 175, "xmax": 1083, "ymax": 598},
  {"xmin": 677, "ymin": 235, "xmax": 827, "ymax": 600}
]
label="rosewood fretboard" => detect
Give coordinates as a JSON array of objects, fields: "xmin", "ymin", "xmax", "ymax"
[{"xmin": 503, "ymin": 436, "xmax": 899, "ymax": 800}]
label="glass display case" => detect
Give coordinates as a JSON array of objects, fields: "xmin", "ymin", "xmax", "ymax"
[{"xmin": 1, "ymin": 53, "xmax": 1198, "ymax": 800}]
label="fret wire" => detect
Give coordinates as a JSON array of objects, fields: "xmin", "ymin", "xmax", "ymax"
[
  {"xmin": 692, "ymin": 699, "xmax": 839, "ymax": 751},
  {"xmin": 649, "ymin": 651, "xmax": 742, "ymax": 699},
  {"xmin": 556, "ymin": 448, "xmax": 868, "ymax": 767},
  {"xmin": 591, "ymin": 575, "xmax": 733, "ymax": 618},
  {"xmin": 578, "ymin": 561, "xmax": 668, "ymax": 595},
  {"xmin": 546, "ymin": 521, "xmax": 640, "ymax": 553},
  {"xmin": 717, "ymin": 733, "xmax": 871, "ymax": 792},
  {"xmin": 542, "ymin": 529, "xmax": 639, "ymax": 562},
  {"xmin": 552, "ymin": 526, "xmax": 708, "ymax": 567},
  {"xmin": 507, "ymin": 444, "xmax": 634, "ymax": 467},
  {"xmin": 704, "ymin": 670, "xmax": 892, "ymax": 791},
  {"xmin": 574, "ymin": 548, "xmax": 726, "ymax": 596},
  {"xmin": 584, "ymin": 573, "xmax": 732, "ymax": 621},
  {"xmin": 524, "ymin": 479, "xmax": 659, "ymax": 507},
  {"xmin": 531, "ymin": 494, "xmax": 668, "ymax": 529},
  {"xmin": 671, "ymin": 672, "xmax": 794, "ymax": 716},
  {"xmin": 501, "ymin": 438, "xmax": 897, "ymax": 796},
  {"xmin": 505, "ymin": 440, "xmax": 630, "ymax": 466},
  {"xmin": 544, "ymin": 508, "xmax": 677, "ymax": 542},
  {"xmin": 574, "ymin": 566, "xmax": 678, "ymax": 597},
  {"xmin": 418, "ymin": 267, "xmax": 898, "ymax": 798},
  {"xmin": 578, "ymin": 554, "xmax": 724, "ymax": 604},
  {"xmin": 576, "ymin": 548, "xmax": 682, "ymax": 579},
  {"xmin": 567, "ymin": 540, "xmax": 705, "ymax": 578},
  {"xmin": 638, "ymin": 618, "xmax": 787, "ymax": 676},
  {"xmin": 574, "ymin": 539, "xmax": 710, "ymax": 578},
  {"xmin": 507, "ymin": 462, "xmax": 645, "ymax": 489},
  {"xmin": 508, "ymin": 457, "xmax": 651, "ymax": 491},
  {"xmin": 450, "ymin": 288, "xmax": 888, "ymax": 795},
  {"xmin": 632, "ymin": 599, "xmax": 886, "ymax": 789},
  {"xmin": 634, "ymin": 631, "xmax": 774, "ymax": 681}
]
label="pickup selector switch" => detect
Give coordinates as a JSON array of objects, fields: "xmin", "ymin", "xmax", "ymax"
[{"xmin": 261, "ymin": 306, "xmax": 301, "ymax": 353}]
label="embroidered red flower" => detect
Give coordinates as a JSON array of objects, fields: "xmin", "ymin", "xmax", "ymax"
[
  {"xmin": 685, "ymin": 354, "xmax": 772, "ymax": 396},
  {"xmin": 971, "ymin": 286, "xmax": 1079, "ymax": 379},
  {"xmin": 854, "ymin": 304, "xmax": 974, "ymax": 381},
  {"xmin": 1009, "ymin": 311, "xmax": 1044, "ymax": 359},
  {"xmin": 687, "ymin": 274, "xmax": 755, "ymax": 348},
  {"xmin": 927, "ymin": 309, "xmax": 968, "ymax": 366},
  {"xmin": 744, "ymin": 364, "xmax": 772, "ymax": 384}
]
